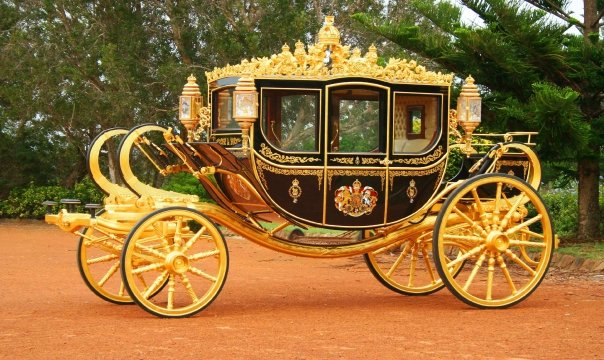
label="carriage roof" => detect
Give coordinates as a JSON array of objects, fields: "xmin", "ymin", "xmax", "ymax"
[{"xmin": 205, "ymin": 16, "xmax": 453, "ymax": 87}]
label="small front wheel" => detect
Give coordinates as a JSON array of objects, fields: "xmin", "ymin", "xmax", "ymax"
[
  {"xmin": 77, "ymin": 217, "xmax": 133, "ymax": 304},
  {"xmin": 121, "ymin": 207, "xmax": 229, "ymax": 318},
  {"xmin": 433, "ymin": 174, "xmax": 554, "ymax": 308}
]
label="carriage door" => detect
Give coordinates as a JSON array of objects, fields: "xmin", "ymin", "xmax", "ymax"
[{"xmin": 324, "ymin": 83, "xmax": 390, "ymax": 227}]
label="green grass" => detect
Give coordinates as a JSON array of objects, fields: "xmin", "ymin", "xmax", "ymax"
[{"xmin": 557, "ymin": 242, "xmax": 604, "ymax": 260}]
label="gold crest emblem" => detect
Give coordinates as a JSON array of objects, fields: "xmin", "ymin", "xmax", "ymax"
[{"xmin": 334, "ymin": 179, "xmax": 378, "ymax": 217}]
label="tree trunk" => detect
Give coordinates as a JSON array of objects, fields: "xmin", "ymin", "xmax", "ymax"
[
  {"xmin": 577, "ymin": 0, "xmax": 601, "ymax": 241},
  {"xmin": 577, "ymin": 156, "xmax": 601, "ymax": 240}
]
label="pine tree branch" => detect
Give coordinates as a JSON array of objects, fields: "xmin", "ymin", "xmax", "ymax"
[
  {"xmin": 523, "ymin": 0, "xmax": 583, "ymax": 28},
  {"xmin": 593, "ymin": 9, "xmax": 604, "ymax": 28}
]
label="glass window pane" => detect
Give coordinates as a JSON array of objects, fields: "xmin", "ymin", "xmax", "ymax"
[
  {"xmin": 330, "ymin": 88, "xmax": 382, "ymax": 153},
  {"xmin": 393, "ymin": 94, "xmax": 439, "ymax": 153},
  {"xmin": 262, "ymin": 90, "xmax": 319, "ymax": 152},
  {"xmin": 213, "ymin": 87, "xmax": 240, "ymax": 130}
]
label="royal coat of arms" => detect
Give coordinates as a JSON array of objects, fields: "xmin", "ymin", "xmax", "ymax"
[{"xmin": 334, "ymin": 179, "xmax": 378, "ymax": 217}]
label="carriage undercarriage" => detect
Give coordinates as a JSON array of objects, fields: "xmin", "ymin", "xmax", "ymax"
[{"xmin": 45, "ymin": 17, "xmax": 557, "ymax": 318}]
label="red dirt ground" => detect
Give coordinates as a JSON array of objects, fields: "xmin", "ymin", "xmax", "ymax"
[{"xmin": 1, "ymin": 220, "xmax": 603, "ymax": 359}]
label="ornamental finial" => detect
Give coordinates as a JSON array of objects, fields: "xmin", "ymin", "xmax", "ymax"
[{"xmin": 317, "ymin": 15, "xmax": 340, "ymax": 47}]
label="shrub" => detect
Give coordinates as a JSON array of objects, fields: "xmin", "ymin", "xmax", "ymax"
[
  {"xmin": 0, "ymin": 178, "xmax": 104, "ymax": 219},
  {"xmin": 161, "ymin": 172, "xmax": 213, "ymax": 202},
  {"xmin": 540, "ymin": 185, "xmax": 578, "ymax": 238}
]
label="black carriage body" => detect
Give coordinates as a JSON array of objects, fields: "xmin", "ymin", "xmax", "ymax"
[{"xmin": 207, "ymin": 76, "xmax": 451, "ymax": 229}]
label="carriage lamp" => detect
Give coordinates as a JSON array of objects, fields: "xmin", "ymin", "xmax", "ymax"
[
  {"xmin": 179, "ymin": 74, "xmax": 202, "ymax": 142},
  {"xmin": 232, "ymin": 75, "xmax": 258, "ymax": 151},
  {"xmin": 456, "ymin": 75, "xmax": 482, "ymax": 155}
]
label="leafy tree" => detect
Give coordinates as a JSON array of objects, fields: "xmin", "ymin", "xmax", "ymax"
[
  {"xmin": 0, "ymin": 0, "xmax": 401, "ymax": 199},
  {"xmin": 354, "ymin": 0, "xmax": 603, "ymax": 240}
]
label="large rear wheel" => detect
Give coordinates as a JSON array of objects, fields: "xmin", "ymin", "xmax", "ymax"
[
  {"xmin": 121, "ymin": 207, "xmax": 229, "ymax": 318},
  {"xmin": 433, "ymin": 174, "xmax": 554, "ymax": 308}
]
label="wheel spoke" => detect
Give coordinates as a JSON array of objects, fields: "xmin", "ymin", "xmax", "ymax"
[
  {"xmin": 174, "ymin": 217, "xmax": 184, "ymax": 249},
  {"xmin": 500, "ymin": 193, "xmax": 527, "ymax": 229},
  {"xmin": 505, "ymin": 214, "xmax": 543, "ymax": 236},
  {"xmin": 188, "ymin": 265, "xmax": 218, "ymax": 282},
  {"xmin": 188, "ymin": 249, "xmax": 221, "ymax": 262},
  {"xmin": 504, "ymin": 249, "xmax": 536, "ymax": 275},
  {"xmin": 442, "ymin": 233, "xmax": 484, "ymax": 245},
  {"xmin": 179, "ymin": 273, "xmax": 199, "ymax": 302},
  {"xmin": 407, "ymin": 247, "xmax": 419, "ymax": 287},
  {"xmin": 518, "ymin": 228, "xmax": 544, "ymax": 239},
  {"xmin": 421, "ymin": 247, "xmax": 438, "ymax": 284},
  {"xmin": 471, "ymin": 188, "xmax": 488, "ymax": 228},
  {"xmin": 492, "ymin": 182, "xmax": 503, "ymax": 226},
  {"xmin": 87, "ymin": 253, "xmax": 119, "ymax": 265},
  {"xmin": 142, "ymin": 270, "xmax": 169, "ymax": 299},
  {"xmin": 180, "ymin": 226, "xmax": 207, "ymax": 254},
  {"xmin": 446, "ymin": 244, "xmax": 486, "ymax": 269},
  {"xmin": 134, "ymin": 242, "xmax": 168, "ymax": 261},
  {"xmin": 167, "ymin": 274, "xmax": 176, "ymax": 310},
  {"xmin": 486, "ymin": 255, "xmax": 496, "ymax": 300},
  {"xmin": 98, "ymin": 261, "xmax": 120, "ymax": 287},
  {"xmin": 386, "ymin": 241, "xmax": 412, "ymax": 277},
  {"xmin": 132, "ymin": 261, "xmax": 165, "ymax": 275},
  {"xmin": 497, "ymin": 255, "xmax": 517, "ymax": 294},
  {"xmin": 463, "ymin": 251, "xmax": 487, "ymax": 292},
  {"xmin": 136, "ymin": 273, "xmax": 148, "ymax": 289},
  {"xmin": 509, "ymin": 239, "xmax": 547, "ymax": 248},
  {"xmin": 453, "ymin": 207, "xmax": 487, "ymax": 237}
]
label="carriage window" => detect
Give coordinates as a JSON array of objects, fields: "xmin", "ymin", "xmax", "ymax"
[
  {"xmin": 393, "ymin": 94, "xmax": 439, "ymax": 153},
  {"xmin": 212, "ymin": 87, "xmax": 240, "ymax": 130},
  {"xmin": 262, "ymin": 89, "xmax": 319, "ymax": 152},
  {"xmin": 330, "ymin": 88, "xmax": 383, "ymax": 153}
]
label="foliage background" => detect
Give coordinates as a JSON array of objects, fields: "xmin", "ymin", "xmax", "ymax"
[{"xmin": 0, "ymin": 0, "xmax": 602, "ymax": 240}]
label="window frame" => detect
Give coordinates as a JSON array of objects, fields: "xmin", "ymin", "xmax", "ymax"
[
  {"xmin": 327, "ymin": 84, "xmax": 388, "ymax": 154},
  {"xmin": 260, "ymin": 87, "xmax": 322, "ymax": 154}
]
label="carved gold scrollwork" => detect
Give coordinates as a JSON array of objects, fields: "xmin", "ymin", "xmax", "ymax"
[
  {"xmin": 361, "ymin": 158, "xmax": 381, "ymax": 165},
  {"xmin": 215, "ymin": 137, "xmax": 242, "ymax": 147},
  {"xmin": 259, "ymin": 143, "xmax": 320, "ymax": 164},
  {"xmin": 205, "ymin": 18, "xmax": 453, "ymax": 85},
  {"xmin": 495, "ymin": 160, "xmax": 529, "ymax": 178},
  {"xmin": 392, "ymin": 146, "xmax": 444, "ymax": 166},
  {"xmin": 255, "ymin": 158, "xmax": 323, "ymax": 190},
  {"xmin": 331, "ymin": 157, "xmax": 354, "ymax": 165}
]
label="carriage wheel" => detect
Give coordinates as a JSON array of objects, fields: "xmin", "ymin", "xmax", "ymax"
[
  {"xmin": 121, "ymin": 207, "xmax": 228, "ymax": 318},
  {"xmin": 433, "ymin": 174, "xmax": 554, "ymax": 308},
  {"xmin": 77, "ymin": 212, "xmax": 133, "ymax": 305},
  {"xmin": 364, "ymin": 229, "xmax": 466, "ymax": 296}
]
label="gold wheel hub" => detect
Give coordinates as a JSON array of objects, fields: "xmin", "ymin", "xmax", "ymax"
[
  {"xmin": 486, "ymin": 231, "xmax": 510, "ymax": 253},
  {"xmin": 165, "ymin": 252, "xmax": 190, "ymax": 274}
]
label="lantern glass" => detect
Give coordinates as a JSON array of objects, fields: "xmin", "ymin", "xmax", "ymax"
[
  {"xmin": 456, "ymin": 96, "xmax": 467, "ymax": 123},
  {"xmin": 469, "ymin": 97, "xmax": 481, "ymax": 123},
  {"xmin": 233, "ymin": 92, "xmax": 257, "ymax": 119},
  {"xmin": 180, "ymin": 96, "xmax": 192, "ymax": 120}
]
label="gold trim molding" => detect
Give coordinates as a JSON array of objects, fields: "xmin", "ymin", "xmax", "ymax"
[
  {"xmin": 392, "ymin": 146, "xmax": 444, "ymax": 165},
  {"xmin": 259, "ymin": 143, "xmax": 320, "ymax": 164}
]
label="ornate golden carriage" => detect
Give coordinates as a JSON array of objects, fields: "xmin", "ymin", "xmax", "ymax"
[{"xmin": 46, "ymin": 17, "xmax": 556, "ymax": 317}]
